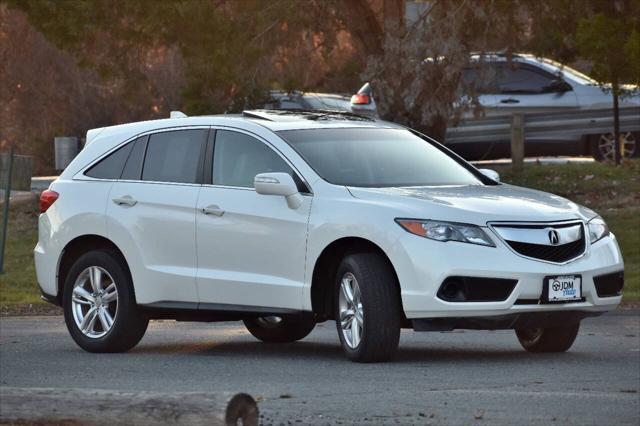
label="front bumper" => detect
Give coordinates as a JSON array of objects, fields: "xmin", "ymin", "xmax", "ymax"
[{"xmin": 388, "ymin": 231, "xmax": 624, "ymax": 320}]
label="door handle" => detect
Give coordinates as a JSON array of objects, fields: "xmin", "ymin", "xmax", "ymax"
[
  {"xmin": 201, "ymin": 205, "xmax": 224, "ymax": 217},
  {"xmin": 500, "ymin": 98, "xmax": 520, "ymax": 104},
  {"xmin": 112, "ymin": 195, "xmax": 137, "ymax": 207}
]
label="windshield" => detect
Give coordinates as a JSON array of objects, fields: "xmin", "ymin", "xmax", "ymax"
[
  {"xmin": 278, "ymin": 128, "xmax": 483, "ymax": 187},
  {"xmin": 539, "ymin": 58, "xmax": 598, "ymax": 85}
]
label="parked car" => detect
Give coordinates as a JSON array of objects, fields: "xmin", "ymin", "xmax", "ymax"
[
  {"xmin": 261, "ymin": 83, "xmax": 378, "ymax": 118},
  {"xmin": 449, "ymin": 53, "xmax": 640, "ymax": 161},
  {"xmin": 35, "ymin": 110, "xmax": 623, "ymax": 362}
]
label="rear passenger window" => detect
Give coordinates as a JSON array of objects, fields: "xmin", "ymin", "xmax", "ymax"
[
  {"xmin": 213, "ymin": 130, "xmax": 296, "ymax": 188},
  {"xmin": 85, "ymin": 142, "xmax": 133, "ymax": 179},
  {"xmin": 142, "ymin": 130, "xmax": 206, "ymax": 184}
]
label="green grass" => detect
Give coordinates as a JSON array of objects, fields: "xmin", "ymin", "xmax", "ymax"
[
  {"xmin": 0, "ymin": 160, "xmax": 638, "ymax": 310},
  {"xmin": 0, "ymin": 198, "xmax": 41, "ymax": 307}
]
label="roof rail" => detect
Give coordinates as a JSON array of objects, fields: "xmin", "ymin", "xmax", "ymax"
[
  {"xmin": 170, "ymin": 111, "xmax": 188, "ymax": 118},
  {"xmin": 242, "ymin": 110, "xmax": 276, "ymax": 121},
  {"xmin": 242, "ymin": 109, "xmax": 374, "ymax": 122}
]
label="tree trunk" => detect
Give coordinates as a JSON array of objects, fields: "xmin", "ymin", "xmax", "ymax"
[
  {"xmin": 612, "ymin": 80, "xmax": 621, "ymax": 165},
  {"xmin": 425, "ymin": 114, "xmax": 448, "ymax": 143},
  {"xmin": 342, "ymin": 0, "xmax": 385, "ymax": 57},
  {"xmin": 0, "ymin": 387, "xmax": 259, "ymax": 426}
]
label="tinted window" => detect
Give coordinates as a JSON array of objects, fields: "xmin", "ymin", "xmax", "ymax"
[
  {"xmin": 121, "ymin": 136, "xmax": 147, "ymax": 180},
  {"xmin": 279, "ymin": 100, "xmax": 304, "ymax": 109},
  {"xmin": 304, "ymin": 96, "xmax": 351, "ymax": 110},
  {"xmin": 495, "ymin": 65, "xmax": 554, "ymax": 93},
  {"xmin": 142, "ymin": 130, "xmax": 205, "ymax": 183},
  {"xmin": 461, "ymin": 66, "xmax": 498, "ymax": 94},
  {"xmin": 279, "ymin": 128, "xmax": 482, "ymax": 187},
  {"xmin": 213, "ymin": 130, "xmax": 295, "ymax": 188},
  {"xmin": 85, "ymin": 142, "xmax": 133, "ymax": 179}
]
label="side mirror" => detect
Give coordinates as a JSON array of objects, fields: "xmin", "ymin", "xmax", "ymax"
[
  {"xmin": 479, "ymin": 168, "xmax": 500, "ymax": 182},
  {"xmin": 254, "ymin": 172, "xmax": 303, "ymax": 209}
]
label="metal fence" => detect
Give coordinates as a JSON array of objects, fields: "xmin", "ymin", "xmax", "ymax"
[{"xmin": 445, "ymin": 106, "xmax": 640, "ymax": 144}]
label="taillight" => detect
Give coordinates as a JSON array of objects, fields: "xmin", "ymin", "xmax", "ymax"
[
  {"xmin": 40, "ymin": 190, "xmax": 59, "ymax": 213},
  {"xmin": 350, "ymin": 93, "xmax": 370, "ymax": 105}
]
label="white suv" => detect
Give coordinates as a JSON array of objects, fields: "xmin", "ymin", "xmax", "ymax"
[{"xmin": 35, "ymin": 110, "xmax": 624, "ymax": 362}]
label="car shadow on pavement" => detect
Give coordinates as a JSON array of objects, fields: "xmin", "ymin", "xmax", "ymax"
[{"xmin": 131, "ymin": 339, "xmax": 592, "ymax": 364}]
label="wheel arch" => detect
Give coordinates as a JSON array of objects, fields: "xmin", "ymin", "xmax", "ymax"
[
  {"xmin": 310, "ymin": 236, "xmax": 405, "ymax": 321},
  {"xmin": 56, "ymin": 234, "xmax": 133, "ymax": 305}
]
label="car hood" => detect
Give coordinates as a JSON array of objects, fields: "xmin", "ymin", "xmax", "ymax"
[{"xmin": 347, "ymin": 184, "xmax": 595, "ymax": 225}]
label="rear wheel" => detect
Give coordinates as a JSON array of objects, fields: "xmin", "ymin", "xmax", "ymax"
[
  {"xmin": 62, "ymin": 249, "xmax": 148, "ymax": 353},
  {"xmin": 592, "ymin": 131, "xmax": 637, "ymax": 161},
  {"xmin": 515, "ymin": 323, "xmax": 580, "ymax": 353},
  {"xmin": 334, "ymin": 253, "xmax": 401, "ymax": 363},
  {"xmin": 243, "ymin": 314, "xmax": 315, "ymax": 343}
]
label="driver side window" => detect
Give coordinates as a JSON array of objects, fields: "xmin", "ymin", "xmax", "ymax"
[{"xmin": 212, "ymin": 130, "xmax": 307, "ymax": 192}]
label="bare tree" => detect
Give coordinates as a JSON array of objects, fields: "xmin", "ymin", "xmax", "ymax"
[{"xmin": 356, "ymin": 0, "xmax": 526, "ymax": 140}]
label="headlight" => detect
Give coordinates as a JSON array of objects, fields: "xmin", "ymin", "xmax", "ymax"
[
  {"xmin": 396, "ymin": 219, "xmax": 495, "ymax": 247},
  {"xmin": 587, "ymin": 216, "xmax": 609, "ymax": 243}
]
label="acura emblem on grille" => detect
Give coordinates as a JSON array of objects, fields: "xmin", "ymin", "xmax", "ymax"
[{"xmin": 548, "ymin": 229, "xmax": 560, "ymax": 245}]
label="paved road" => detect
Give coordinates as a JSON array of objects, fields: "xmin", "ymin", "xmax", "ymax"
[{"xmin": 1, "ymin": 311, "xmax": 639, "ymax": 425}]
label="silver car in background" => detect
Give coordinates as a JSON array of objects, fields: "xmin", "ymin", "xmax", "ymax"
[{"xmin": 450, "ymin": 53, "xmax": 640, "ymax": 161}]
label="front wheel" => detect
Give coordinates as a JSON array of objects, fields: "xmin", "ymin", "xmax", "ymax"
[
  {"xmin": 62, "ymin": 249, "xmax": 148, "ymax": 353},
  {"xmin": 243, "ymin": 315, "xmax": 315, "ymax": 343},
  {"xmin": 334, "ymin": 253, "xmax": 402, "ymax": 363},
  {"xmin": 515, "ymin": 323, "xmax": 580, "ymax": 353}
]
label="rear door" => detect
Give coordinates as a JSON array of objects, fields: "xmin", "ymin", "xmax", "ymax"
[
  {"xmin": 195, "ymin": 129, "xmax": 311, "ymax": 312},
  {"xmin": 106, "ymin": 128, "xmax": 208, "ymax": 305}
]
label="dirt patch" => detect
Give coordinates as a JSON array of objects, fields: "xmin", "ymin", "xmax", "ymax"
[{"xmin": 0, "ymin": 303, "xmax": 61, "ymax": 317}]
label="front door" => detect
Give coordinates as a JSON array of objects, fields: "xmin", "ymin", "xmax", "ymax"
[
  {"xmin": 195, "ymin": 129, "xmax": 311, "ymax": 311},
  {"xmin": 486, "ymin": 63, "xmax": 579, "ymax": 115}
]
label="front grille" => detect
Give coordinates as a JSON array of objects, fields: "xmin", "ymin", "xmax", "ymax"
[
  {"xmin": 491, "ymin": 221, "xmax": 586, "ymax": 263},
  {"xmin": 506, "ymin": 238, "xmax": 585, "ymax": 263}
]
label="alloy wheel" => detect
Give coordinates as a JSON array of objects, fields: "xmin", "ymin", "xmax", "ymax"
[
  {"xmin": 518, "ymin": 327, "xmax": 543, "ymax": 343},
  {"xmin": 71, "ymin": 266, "xmax": 118, "ymax": 338},
  {"xmin": 338, "ymin": 272, "xmax": 364, "ymax": 349},
  {"xmin": 598, "ymin": 131, "xmax": 636, "ymax": 161},
  {"xmin": 256, "ymin": 316, "xmax": 283, "ymax": 328}
]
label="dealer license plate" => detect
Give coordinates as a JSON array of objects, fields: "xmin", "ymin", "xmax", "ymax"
[{"xmin": 545, "ymin": 275, "xmax": 582, "ymax": 302}]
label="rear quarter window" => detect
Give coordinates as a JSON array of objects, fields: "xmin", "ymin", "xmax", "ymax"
[
  {"xmin": 120, "ymin": 136, "xmax": 147, "ymax": 180},
  {"xmin": 84, "ymin": 141, "xmax": 134, "ymax": 180}
]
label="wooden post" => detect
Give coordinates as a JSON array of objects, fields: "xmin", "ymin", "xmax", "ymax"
[
  {"xmin": 0, "ymin": 146, "xmax": 15, "ymax": 274},
  {"xmin": 510, "ymin": 113, "xmax": 524, "ymax": 173}
]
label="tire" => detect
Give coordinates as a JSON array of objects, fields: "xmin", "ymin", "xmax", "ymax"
[
  {"xmin": 515, "ymin": 323, "xmax": 580, "ymax": 353},
  {"xmin": 591, "ymin": 131, "xmax": 638, "ymax": 161},
  {"xmin": 62, "ymin": 249, "xmax": 148, "ymax": 353},
  {"xmin": 334, "ymin": 253, "xmax": 402, "ymax": 363},
  {"xmin": 243, "ymin": 314, "xmax": 315, "ymax": 343}
]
